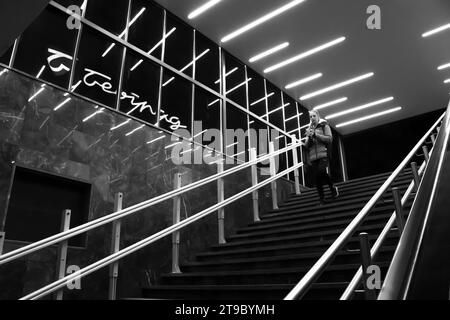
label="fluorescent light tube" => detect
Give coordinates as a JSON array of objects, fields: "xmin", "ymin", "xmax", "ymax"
[
  {"xmin": 285, "ymin": 73, "xmax": 322, "ymax": 89},
  {"xmin": 336, "ymin": 107, "xmax": 402, "ymax": 128},
  {"xmin": 188, "ymin": 0, "xmax": 222, "ymax": 19},
  {"xmin": 221, "ymin": 0, "xmax": 306, "ymax": 43},
  {"xmin": 437, "ymin": 62, "xmax": 450, "ymax": 70},
  {"xmin": 313, "ymin": 97, "xmax": 348, "ymax": 110},
  {"xmin": 422, "ymin": 23, "xmax": 450, "ymax": 37},
  {"xmin": 300, "ymin": 72, "xmax": 374, "ymax": 100},
  {"xmin": 249, "ymin": 42, "xmax": 289, "ymax": 63},
  {"xmin": 265, "ymin": 37, "xmax": 345, "ymax": 73},
  {"xmin": 326, "ymin": 97, "xmax": 394, "ymax": 120}
]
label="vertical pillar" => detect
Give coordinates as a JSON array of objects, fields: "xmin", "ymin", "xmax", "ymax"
[
  {"xmin": 338, "ymin": 136, "xmax": 348, "ymax": 182},
  {"xmin": 422, "ymin": 145, "xmax": 429, "ymax": 162},
  {"xmin": 359, "ymin": 232, "xmax": 377, "ymax": 300},
  {"xmin": 291, "ymin": 136, "xmax": 301, "ymax": 195},
  {"xmin": 391, "ymin": 188, "xmax": 405, "ymax": 235},
  {"xmin": 108, "ymin": 192, "xmax": 123, "ymax": 300},
  {"xmin": 172, "ymin": 174, "xmax": 182, "ymax": 273},
  {"xmin": 269, "ymin": 141, "xmax": 278, "ymax": 210},
  {"xmin": 0, "ymin": 231, "xmax": 5, "ymax": 255},
  {"xmin": 55, "ymin": 209, "xmax": 71, "ymax": 300},
  {"xmin": 410, "ymin": 162, "xmax": 421, "ymax": 192},
  {"xmin": 217, "ymin": 161, "xmax": 226, "ymax": 244},
  {"xmin": 249, "ymin": 148, "xmax": 260, "ymax": 222}
]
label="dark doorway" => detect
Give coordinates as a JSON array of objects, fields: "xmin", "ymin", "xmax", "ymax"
[{"xmin": 5, "ymin": 166, "xmax": 91, "ymax": 247}]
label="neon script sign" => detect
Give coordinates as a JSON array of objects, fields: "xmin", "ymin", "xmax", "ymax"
[{"xmin": 47, "ymin": 48, "xmax": 186, "ymax": 130}]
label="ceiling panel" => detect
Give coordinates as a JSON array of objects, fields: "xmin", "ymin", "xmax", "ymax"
[{"xmin": 153, "ymin": 0, "xmax": 450, "ymax": 135}]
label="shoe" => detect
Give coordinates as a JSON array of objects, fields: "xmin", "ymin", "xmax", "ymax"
[
  {"xmin": 331, "ymin": 186, "xmax": 339, "ymax": 199},
  {"xmin": 319, "ymin": 199, "xmax": 329, "ymax": 206}
]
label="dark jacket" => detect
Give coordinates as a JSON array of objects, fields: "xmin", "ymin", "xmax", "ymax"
[{"xmin": 304, "ymin": 119, "xmax": 332, "ymax": 162}]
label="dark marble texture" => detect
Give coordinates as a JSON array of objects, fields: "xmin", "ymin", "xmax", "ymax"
[{"xmin": 0, "ymin": 69, "xmax": 295, "ymax": 299}]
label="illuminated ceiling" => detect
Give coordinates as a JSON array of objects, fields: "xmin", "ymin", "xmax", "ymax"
[{"xmin": 153, "ymin": 0, "xmax": 450, "ymax": 135}]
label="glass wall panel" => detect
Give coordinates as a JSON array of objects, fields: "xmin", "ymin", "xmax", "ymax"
[
  {"xmin": 119, "ymin": 51, "xmax": 160, "ymax": 125},
  {"xmin": 85, "ymin": 0, "xmax": 130, "ymax": 37},
  {"xmin": 164, "ymin": 14, "xmax": 193, "ymax": 77},
  {"xmin": 194, "ymin": 86, "xmax": 220, "ymax": 131},
  {"xmin": 247, "ymin": 68, "xmax": 266, "ymax": 117},
  {"xmin": 225, "ymin": 104, "xmax": 248, "ymax": 162},
  {"xmin": 160, "ymin": 68, "xmax": 191, "ymax": 132},
  {"xmin": 13, "ymin": 6, "xmax": 78, "ymax": 89},
  {"xmin": 266, "ymin": 82, "xmax": 284, "ymax": 131},
  {"xmin": 0, "ymin": 45, "xmax": 13, "ymax": 66},
  {"xmin": 72, "ymin": 26, "xmax": 123, "ymax": 107},
  {"xmin": 224, "ymin": 52, "xmax": 246, "ymax": 107},
  {"xmin": 128, "ymin": 0, "xmax": 164, "ymax": 60},
  {"xmin": 195, "ymin": 33, "xmax": 220, "ymax": 92}
]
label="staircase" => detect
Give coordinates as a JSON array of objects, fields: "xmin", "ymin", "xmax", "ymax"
[{"xmin": 141, "ymin": 170, "xmax": 414, "ymax": 300}]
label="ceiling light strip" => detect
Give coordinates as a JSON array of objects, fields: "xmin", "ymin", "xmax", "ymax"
[
  {"xmin": 221, "ymin": 0, "xmax": 306, "ymax": 43},
  {"xmin": 249, "ymin": 42, "xmax": 289, "ymax": 63},
  {"xmin": 437, "ymin": 62, "xmax": 450, "ymax": 70},
  {"xmin": 336, "ymin": 107, "xmax": 402, "ymax": 128},
  {"xmin": 300, "ymin": 72, "xmax": 374, "ymax": 100},
  {"xmin": 326, "ymin": 96, "xmax": 394, "ymax": 120},
  {"xmin": 265, "ymin": 37, "xmax": 346, "ymax": 73},
  {"xmin": 285, "ymin": 73, "xmax": 322, "ymax": 89},
  {"xmin": 422, "ymin": 23, "xmax": 450, "ymax": 37},
  {"xmin": 188, "ymin": 0, "xmax": 222, "ymax": 19}
]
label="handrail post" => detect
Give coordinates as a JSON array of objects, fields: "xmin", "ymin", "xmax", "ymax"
[
  {"xmin": 291, "ymin": 136, "xmax": 301, "ymax": 196},
  {"xmin": 172, "ymin": 174, "xmax": 182, "ymax": 273},
  {"xmin": 391, "ymin": 187, "xmax": 405, "ymax": 235},
  {"xmin": 359, "ymin": 232, "xmax": 377, "ymax": 300},
  {"xmin": 410, "ymin": 162, "xmax": 421, "ymax": 192},
  {"xmin": 249, "ymin": 148, "xmax": 260, "ymax": 222},
  {"xmin": 0, "ymin": 232, "xmax": 5, "ymax": 255},
  {"xmin": 217, "ymin": 161, "xmax": 226, "ymax": 244},
  {"xmin": 55, "ymin": 209, "xmax": 71, "ymax": 300},
  {"xmin": 269, "ymin": 141, "xmax": 279, "ymax": 210},
  {"xmin": 431, "ymin": 134, "xmax": 436, "ymax": 144},
  {"xmin": 422, "ymin": 145, "xmax": 429, "ymax": 162},
  {"xmin": 108, "ymin": 192, "xmax": 123, "ymax": 300}
]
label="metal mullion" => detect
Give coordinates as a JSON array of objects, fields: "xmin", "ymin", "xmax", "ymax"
[
  {"xmin": 280, "ymin": 93, "xmax": 289, "ymax": 180},
  {"xmin": 191, "ymin": 30, "xmax": 196, "ymax": 135},
  {"xmin": 220, "ymin": 47, "xmax": 226, "ymax": 157},
  {"xmin": 48, "ymin": 1, "xmax": 293, "ymax": 138},
  {"xmin": 296, "ymin": 102, "xmax": 305, "ymax": 185},
  {"xmin": 244, "ymin": 65, "xmax": 253, "ymax": 153},
  {"xmin": 68, "ymin": 0, "xmax": 88, "ymax": 91},
  {"xmin": 115, "ymin": 0, "xmax": 132, "ymax": 110},
  {"xmin": 9, "ymin": 36, "xmax": 21, "ymax": 68},
  {"xmin": 156, "ymin": 9, "xmax": 167, "ymax": 127}
]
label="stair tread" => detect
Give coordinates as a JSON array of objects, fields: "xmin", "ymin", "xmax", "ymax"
[{"xmin": 183, "ymin": 246, "xmax": 395, "ymax": 266}]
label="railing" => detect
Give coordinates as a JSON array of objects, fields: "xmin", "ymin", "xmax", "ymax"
[
  {"xmin": 0, "ymin": 136, "xmax": 304, "ymax": 300},
  {"xmin": 378, "ymin": 100, "xmax": 450, "ymax": 299},
  {"xmin": 284, "ymin": 112, "xmax": 445, "ymax": 300}
]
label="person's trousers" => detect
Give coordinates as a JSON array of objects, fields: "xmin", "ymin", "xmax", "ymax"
[{"xmin": 311, "ymin": 158, "xmax": 334, "ymax": 200}]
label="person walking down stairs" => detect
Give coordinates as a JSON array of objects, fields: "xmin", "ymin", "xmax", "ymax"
[{"xmin": 303, "ymin": 109, "xmax": 339, "ymax": 205}]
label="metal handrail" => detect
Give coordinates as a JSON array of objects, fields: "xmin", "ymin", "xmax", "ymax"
[
  {"xmin": 340, "ymin": 160, "xmax": 427, "ymax": 299},
  {"xmin": 0, "ymin": 140, "xmax": 302, "ymax": 266},
  {"xmin": 20, "ymin": 156, "xmax": 303, "ymax": 299},
  {"xmin": 284, "ymin": 112, "xmax": 445, "ymax": 300}
]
